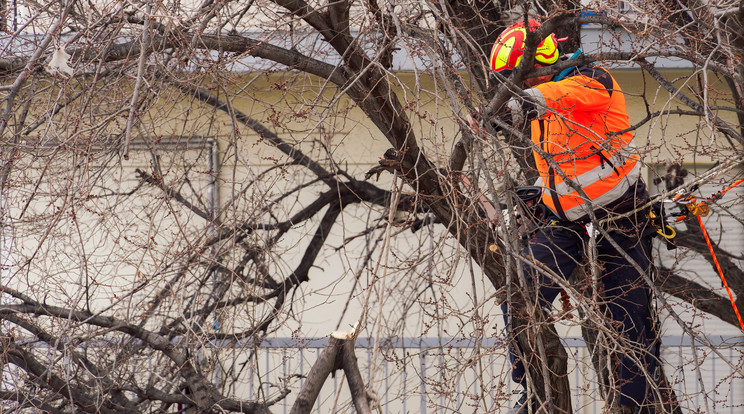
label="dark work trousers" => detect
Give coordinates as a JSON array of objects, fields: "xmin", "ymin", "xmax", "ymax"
[{"xmin": 502, "ymin": 212, "xmax": 660, "ymax": 410}]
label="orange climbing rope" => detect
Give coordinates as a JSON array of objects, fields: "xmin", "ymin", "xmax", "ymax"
[
  {"xmin": 668, "ymin": 175, "xmax": 744, "ymax": 332},
  {"xmin": 697, "ymin": 215, "xmax": 744, "ymax": 333},
  {"xmin": 709, "ymin": 177, "xmax": 744, "ymax": 203},
  {"xmin": 688, "ymin": 176, "xmax": 744, "ymax": 333}
]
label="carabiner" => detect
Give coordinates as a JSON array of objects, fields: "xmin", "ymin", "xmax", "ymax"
[{"xmin": 657, "ymin": 224, "xmax": 676, "ymax": 239}]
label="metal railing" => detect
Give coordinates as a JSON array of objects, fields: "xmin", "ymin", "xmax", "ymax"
[{"xmin": 232, "ymin": 336, "xmax": 743, "ymax": 413}]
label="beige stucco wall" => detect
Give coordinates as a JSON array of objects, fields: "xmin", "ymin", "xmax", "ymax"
[{"xmin": 148, "ymin": 68, "xmax": 738, "ymax": 171}]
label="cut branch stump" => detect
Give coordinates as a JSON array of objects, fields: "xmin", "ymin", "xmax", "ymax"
[{"xmin": 290, "ymin": 330, "xmax": 372, "ymax": 414}]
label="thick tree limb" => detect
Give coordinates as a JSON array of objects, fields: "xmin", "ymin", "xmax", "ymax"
[
  {"xmin": 341, "ymin": 338, "xmax": 373, "ymax": 414},
  {"xmin": 657, "ymin": 267, "xmax": 744, "ymax": 328},
  {"xmin": 290, "ymin": 331, "xmax": 370, "ymax": 414},
  {"xmin": 290, "ymin": 335, "xmax": 345, "ymax": 414}
]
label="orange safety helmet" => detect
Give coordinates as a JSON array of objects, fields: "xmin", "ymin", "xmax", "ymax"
[{"xmin": 489, "ymin": 19, "xmax": 560, "ymax": 73}]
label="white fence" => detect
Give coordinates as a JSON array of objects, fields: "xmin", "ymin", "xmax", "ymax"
[
  {"xmin": 2, "ymin": 335, "xmax": 740, "ymax": 412},
  {"xmin": 231, "ymin": 336, "xmax": 744, "ymax": 414}
]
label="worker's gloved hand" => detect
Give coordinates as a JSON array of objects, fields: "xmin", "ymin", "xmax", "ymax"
[
  {"xmin": 505, "ymin": 98, "xmax": 526, "ymax": 127},
  {"xmin": 491, "ymin": 88, "xmax": 546, "ymax": 134},
  {"xmin": 515, "ymin": 89, "xmax": 546, "ymax": 121}
]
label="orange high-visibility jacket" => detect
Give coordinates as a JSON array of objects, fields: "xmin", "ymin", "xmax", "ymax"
[{"xmin": 516, "ymin": 65, "xmax": 641, "ymax": 221}]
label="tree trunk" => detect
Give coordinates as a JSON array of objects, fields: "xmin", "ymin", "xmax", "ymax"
[{"xmin": 509, "ymin": 290, "xmax": 573, "ymax": 414}]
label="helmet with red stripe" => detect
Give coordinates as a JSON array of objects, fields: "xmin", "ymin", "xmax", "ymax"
[{"xmin": 489, "ymin": 19, "xmax": 559, "ymax": 73}]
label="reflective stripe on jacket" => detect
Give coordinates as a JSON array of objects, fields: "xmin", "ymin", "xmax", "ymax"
[{"xmin": 523, "ymin": 65, "xmax": 640, "ymax": 221}]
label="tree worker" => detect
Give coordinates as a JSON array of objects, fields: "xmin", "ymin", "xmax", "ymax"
[{"xmin": 489, "ymin": 19, "xmax": 661, "ymax": 413}]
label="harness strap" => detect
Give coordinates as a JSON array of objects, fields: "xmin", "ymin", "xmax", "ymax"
[
  {"xmin": 547, "ymin": 166, "xmax": 568, "ymax": 221},
  {"xmin": 590, "ymin": 145, "xmax": 620, "ymax": 176}
]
